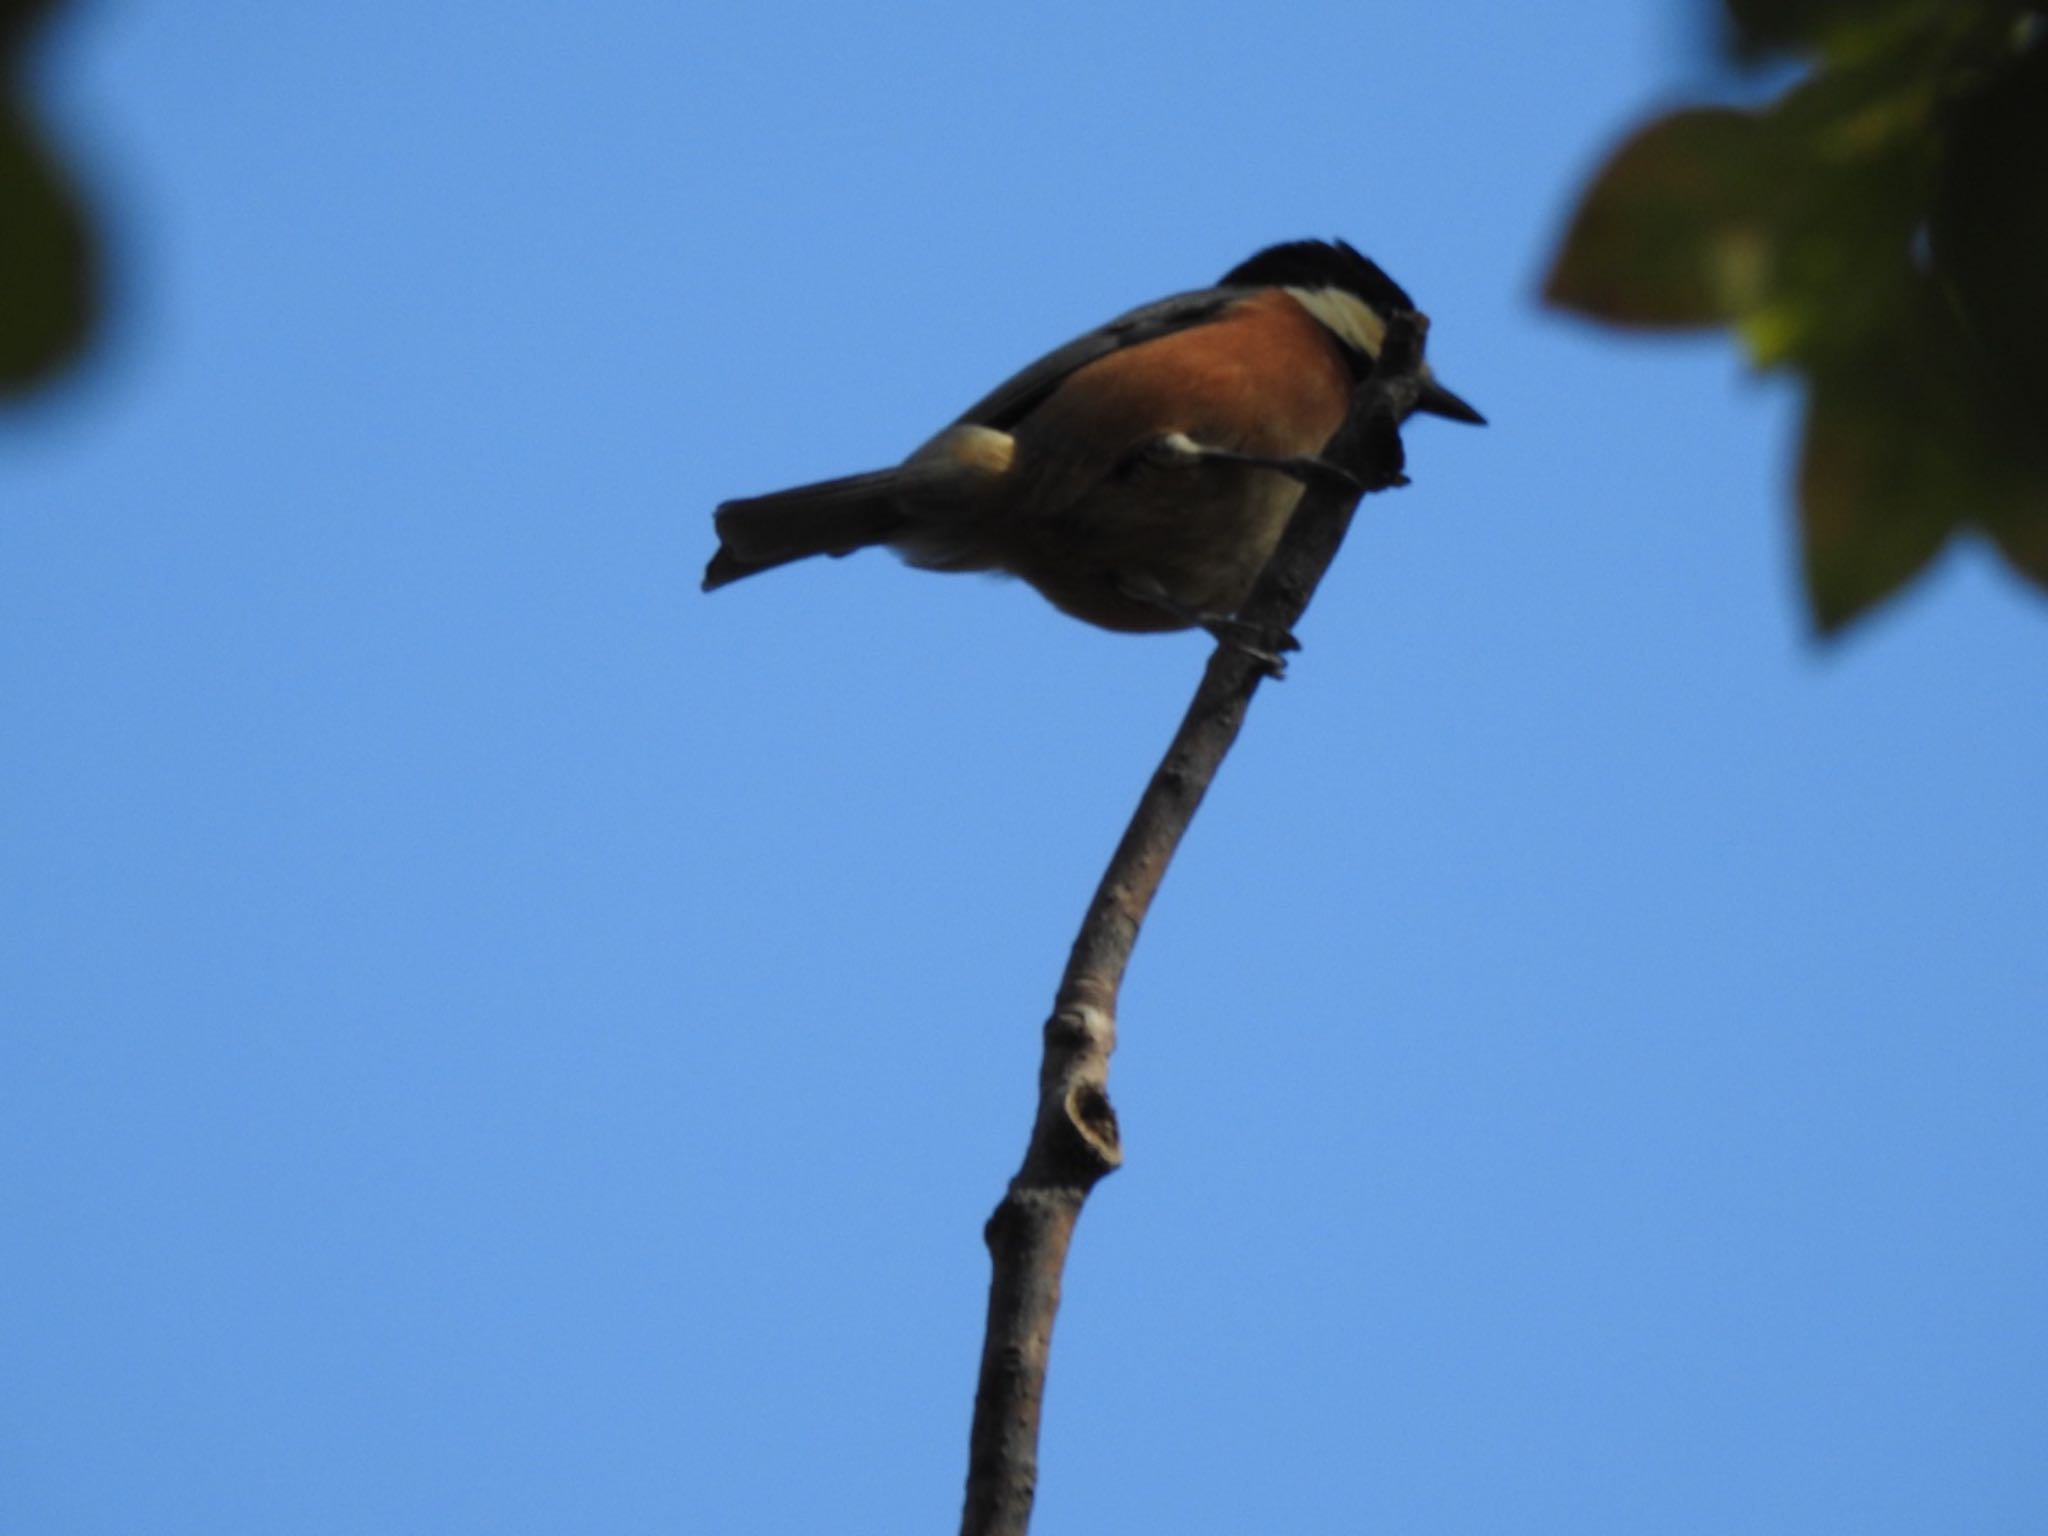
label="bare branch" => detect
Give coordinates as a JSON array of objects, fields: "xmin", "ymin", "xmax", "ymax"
[{"xmin": 958, "ymin": 315, "xmax": 1433, "ymax": 1536}]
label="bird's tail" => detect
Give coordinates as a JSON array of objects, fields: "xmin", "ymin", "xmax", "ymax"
[{"xmin": 702, "ymin": 468, "xmax": 917, "ymax": 591}]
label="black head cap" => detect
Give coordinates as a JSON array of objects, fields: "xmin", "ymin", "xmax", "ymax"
[
  {"xmin": 1219, "ymin": 239, "xmax": 1416, "ymax": 315},
  {"xmin": 1220, "ymin": 238, "xmax": 1485, "ymax": 426}
]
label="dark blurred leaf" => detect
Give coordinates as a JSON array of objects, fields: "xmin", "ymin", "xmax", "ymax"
[
  {"xmin": 1928, "ymin": 35, "xmax": 2048, "ymax": 590},
  {"xmin": 1721, "ymin": 0, "xmax": 1877, "ymax": 57},
  {"xmin": 1, "ymin": 0, "xmax": 60, "ymax": 56},
  {"xmin": 1934, "ymin": 40, "xmax": 2048, "ymax": 418},
  {"xmin": 1799, "ymin": 270, "xmax": 2048, "ymax": 629},
  {"xmin": 1544, "ymin": 109, "xmax": 1778, "ymax": 329},
  {"xmin": 1798, "ymin": 294, "xmax": 1962, "ymax": 632},
  {"xmin": 0, "ymin": 103, "xmax": 93, "ymax": 396},
  {"xmin": 1983, "ymin": 505, "xmax": 2048, "ymax": 593},
  {"xmin": 1799, "ymin": 397, "xmax": 1953, "ymax": 631},
  {"xmin": 1, "ymin": 0, "xmax": 96, "ymax": 399},
  {"xmin": 1734, "ymin": 65, "xmax": 1936, "ymax": 364},
  {"xmin": 1717, "ymin": 0, "xmax": 2028, "ymax": 61}
]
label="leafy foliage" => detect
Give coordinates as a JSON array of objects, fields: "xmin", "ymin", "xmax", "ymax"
[{"xmin": 1546, "ymin": 1, "xmax": 2048, "ymax": 633}]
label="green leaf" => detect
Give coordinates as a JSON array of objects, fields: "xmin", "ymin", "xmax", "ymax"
[
  {"xmin": 1797, "ymin": 277, "xmax": 2047, "ymax": 631},
  {"xmin": 1543, "ymin": 109, "xmax": 1783, "ymax": 329},
  {"xmin": 1799, "ymin": 369, "xmax": 1959, "ymax": 634}
]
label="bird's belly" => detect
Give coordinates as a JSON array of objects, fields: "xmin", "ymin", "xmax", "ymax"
[{"xmin": 1004, "ymin": 464, "xmax": 1307, "ymax": 632}]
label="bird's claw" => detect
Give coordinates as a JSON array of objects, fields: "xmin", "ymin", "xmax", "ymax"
[
  {"xmin": 1112, "ymin": 572, "xmax": 1297, "ymax": 676},
  {"xmin": 1202, "ymin": 615, "xmax": 1299, "ymax": 679}
]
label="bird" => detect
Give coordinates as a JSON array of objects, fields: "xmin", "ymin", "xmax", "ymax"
[{"xmin": 703, "ymin": 239, "xmax": 1482, "ymax": 639}]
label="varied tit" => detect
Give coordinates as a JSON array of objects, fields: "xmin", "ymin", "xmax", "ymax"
[{"xmin": 703, "ymin": 239, "xmax": 1483, "ymax": 635}]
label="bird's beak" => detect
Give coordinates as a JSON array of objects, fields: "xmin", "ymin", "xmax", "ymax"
[{"xmin": 1416, "ymin": 376, "xmax": 1486, "ymax": 426}]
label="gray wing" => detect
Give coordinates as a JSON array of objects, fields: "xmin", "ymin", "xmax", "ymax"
[{"xmin": 949, "ymin": 286, "xmax": 1246, "ymax": 430}]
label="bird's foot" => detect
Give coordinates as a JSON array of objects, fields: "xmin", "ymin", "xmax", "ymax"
[
  {"xmin": 1113, "ymin": 573, "xmax": 1297, "ymax": 676},
  {"xmin": 1201, "ymin": 615, "xmax": 1299, "ymax": 678}
]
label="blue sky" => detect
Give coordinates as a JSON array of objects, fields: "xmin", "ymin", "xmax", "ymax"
[{"xmin": 4, "ymin": 3, "xmax": 2045, "ymax": 1533}]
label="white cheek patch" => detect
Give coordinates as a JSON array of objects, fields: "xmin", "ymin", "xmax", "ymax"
[{"xmin": 1284, "ymin": 285, "xmax": 1389, "ymax": 360}]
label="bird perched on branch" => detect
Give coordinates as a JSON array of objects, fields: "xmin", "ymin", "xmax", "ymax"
[{"xmin": 703, "ymin": 239, "xmax": 1482, "ymax": 637}]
